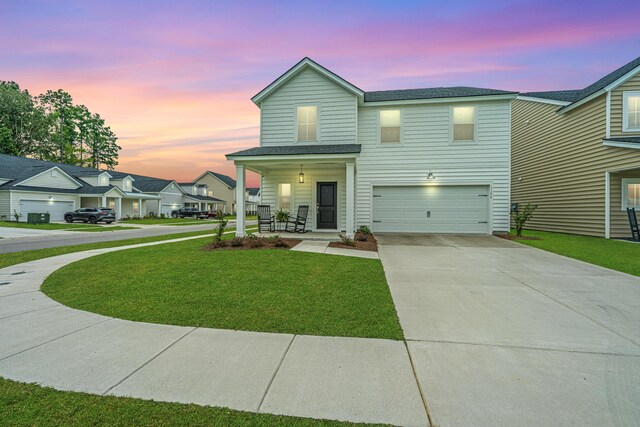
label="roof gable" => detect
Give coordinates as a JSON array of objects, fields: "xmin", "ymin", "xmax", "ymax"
[
  {"xmin": 251, "ymin": 57, "xmax": 364, "ymax": 105},
  {"xmin": 16, "ymin": 166, "xmax": 83, "ymax": 189},
  {"xmin": 193, "ymin": 171, "xmax": 236, "ymax": 189}
]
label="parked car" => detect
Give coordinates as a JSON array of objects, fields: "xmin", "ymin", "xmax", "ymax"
[
  {"xmin": 64, "ymin": 208, "xmax": 116, "ymax": 224},
  {"xmin": 171, "ymin": 207, "xmax": 207, "ymax": 219},
  {"xmin": 207, "ymin": 210, "xmax": 225, "ymax": 219}
]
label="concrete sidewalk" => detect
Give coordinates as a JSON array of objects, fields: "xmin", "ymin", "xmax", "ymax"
[
  {"xmin": 292, "ymin": 240, "xmax": 379, "ymax": 259},
  {"xmin": 0, "ymin": 235, "xmax": 426, "ymax": 426}
]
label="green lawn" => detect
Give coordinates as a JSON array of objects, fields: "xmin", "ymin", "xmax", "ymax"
[
  {"xmin": 0, "ymin": 377, "xmax": 365, "ymax": 427},
  {"xmin": 512, "ymin": 229, "xmax": 640, "ymax": 276},
  {"xmin": 42, "ymin": 238, "xmax": 403, "ymax": 340},
  {"xmin": 121, "ymin": 218, "xmax": 211, "ymax": 225},
  {"xmin": 223, "ymin": 215, "xmax": 258, "ymax": 220}
]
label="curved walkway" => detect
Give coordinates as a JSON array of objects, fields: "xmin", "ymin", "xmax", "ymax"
[{"xmin": 0, "ymin": 235, "xmax": 427, "ymax": 427}]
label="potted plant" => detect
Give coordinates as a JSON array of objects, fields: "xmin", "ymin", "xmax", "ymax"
[{"xmin": 275, "ymin": 208, "xmax": 290, "ymax": 231}]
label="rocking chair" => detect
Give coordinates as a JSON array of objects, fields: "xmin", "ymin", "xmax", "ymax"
[
  {"xmin": 285, "ymin": 205, "xmax": 309, "ymax": 233},
  {"xmin": 257, "ymin": 205, "xmax": 275, "ymax": 233},
  {"xmin": 628, "ymin": 208, "xmax": 639, "ymax": 241}
]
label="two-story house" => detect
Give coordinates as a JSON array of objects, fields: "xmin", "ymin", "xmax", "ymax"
[
  {"xmin": 227, "ymin": 58, "xmax": 516, "ymax": 236},
  {"xmin": 179, "ymin": 182, "xmax": 225, "ymax": 212},
  {"xmin": 512, "ymin": 56, "xmax": 640, "ymax": 238}
]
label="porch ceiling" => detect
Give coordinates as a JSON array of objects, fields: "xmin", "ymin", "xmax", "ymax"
[{"xmin": 241, "ymin": 158, "xmax": 353, "ymax": 174}]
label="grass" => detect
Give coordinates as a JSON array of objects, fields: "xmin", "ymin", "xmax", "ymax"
[
  {"xmin": 0, "ymin": 377, "xmax": 366, "ymax": 427},
  {"xmin": 223, "ymin": 215, "xmax": 258, "ymax": 220},
  {"xmin": 511, "ymin": 229, "xmax": 640, "ymax": 276},
  {"xmin": 0, "ymin": 221, "xmax": 138, "ymax": 232},
  {"xmin": 0, "ymin": 229, "xmax": 217, "ymax": 269},
  {"xmin": 42, "ymin": 238, "xmax": 403, "ymax": 340}
]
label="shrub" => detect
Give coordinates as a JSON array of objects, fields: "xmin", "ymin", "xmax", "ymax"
[
  {"xmin": 12, "ymin": 209, "xmax": 21, "ymax": 222},
  {"xmin": 230, "ymin": 237, "xmax": 244, "ymax": 247},
  {"xmin": 358, "ymin": 225, "xmax": 371, "ymax": 235},
  {"xmin": 512, "ymin": 203, "xmax": 538, "ymax": 237},
  {"xmin": 267, "ymin": 234, "xmax": 280, "ymax": 242},
  {"xmin": 273, "ymin": 238, "xmax": 289, "ymax": 248},
  {"xmin": 213, "ymin": 217, "xmax": 228, "ymax": 242},
  {"xmin": 160, "ymin": 213, "xmax": 166, "ymax": 219},
  {"xmin": 338, "ymin": 233, "xmax": 355, "ymax": 246},
  {"xmin": 212, "ymin": 240, "xmax": 228, "ymax": 248},
  {"xmin": 275, "ymin": 209, "xmax": 290, "ymax": 222},
  {"xmin": 248, "ymin": 237, "xmax": 264, "ymax": 248}
]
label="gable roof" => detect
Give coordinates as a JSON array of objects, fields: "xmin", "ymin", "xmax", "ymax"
[
  {"xmin": 251, "ymin": 57, "xmax": 365, "ymax": 105},
  {"xmin": 227, "ymin": 144, "xmax": 361, "ymax": 157},
  {"xmin": 247, "ymin": 187, "xmax": 260, "ymax": 196},
  {"xmin": 520, "ymin": 56, "xmax": 640, "ymax": 111},
  {"xmin": 193, "ymin": 171, "xmax": 236, "ymax": 189},
  {"xmin": 364, "ymin": 86, "xmax": 517, "ymax": 102}
]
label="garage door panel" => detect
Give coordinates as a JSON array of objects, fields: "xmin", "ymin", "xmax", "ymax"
[
  {"xmin": 19, "ymin": 200, "xmax": 74, "ymax": 222},
  {"xmin": 372, "ymin": 185, "xmax": 489, "ymax": 234}
]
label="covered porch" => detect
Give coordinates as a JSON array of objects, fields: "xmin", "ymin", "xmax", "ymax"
[
  {"xmin": 226, "ymin": 145, "xmax": 360, "ymax": 237},
  {"xmin": 183, "ymin": 195, "xmax": 225, "ymax": 212},
  {"xmin": 606, "ymin": 165, "xmax": 640, "ymax": 239}
]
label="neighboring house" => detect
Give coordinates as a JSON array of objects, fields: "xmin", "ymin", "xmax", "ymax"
[
  {"xmin": 512, "ymin": 56, "xmax": 640, "ymax": 238},
  {"xmin": 227, "ymin": 57, "xmax": 517, "ymax": 236},
  {"xmin": 178, "ymin": 182, "xmax": 225, "ymax": 211},
  {"xmin": 191, "ymin": 171, "xmax": 238, "ymax": 213},
  {"xmin": 0, "ymin": 154, "xmax": 213, "ymax": 221}
]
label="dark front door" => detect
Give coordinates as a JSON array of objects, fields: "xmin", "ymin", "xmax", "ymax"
[{"xmin": 316, "ymin": 182, "xmax": 337, "ymax": 229}]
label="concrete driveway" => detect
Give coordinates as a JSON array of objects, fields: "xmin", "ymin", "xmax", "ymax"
[{"xmin": 377, "ymin": 233, "xmax": 640, "ymax": 427}]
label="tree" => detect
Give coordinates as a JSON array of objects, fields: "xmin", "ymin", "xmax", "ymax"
[
  {"xmin": 36, "ymin": 89, "xmax": 76, "ymax": 164},
  {"xmin": 0, "ymin": 81, "xmax": 48, "ymax": 157}
]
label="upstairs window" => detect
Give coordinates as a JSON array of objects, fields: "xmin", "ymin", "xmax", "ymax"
[
  {"xmin": 380, "ymin": 110, "xmax": 401, "ymax": 143},
  {"xmin": 623, "ymin": 92, "xmax": 640, "ymax": 131},
  {"xmin": 452, "ymin": 106, "xmax": 476, "ymax": 141},
  {"xmin": 278, "ymin": 183, "xmax": 291, "ymax": 210},
  {"xmin": 297, "ymin": 106, "xmax": 317, "ymax": 142}
]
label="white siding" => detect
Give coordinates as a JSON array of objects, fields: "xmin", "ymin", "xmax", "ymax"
[
  {"xmin": 261, "ymin": 167, "xmax": 347, "ymax": 231},
  {"xmin": 355, "ymin": 101, "xmax": 511, "ymax": 233},
  {"xmin": 0, "ymin": 191, "xmax": 10, "ymax": 220},
  {"xmin": 260, "ymin": 68, "xmax": 358, "ymax": 146},
  {"xmin": 20, "ymin": 169, "xmax": 79, "ymax": 189}
]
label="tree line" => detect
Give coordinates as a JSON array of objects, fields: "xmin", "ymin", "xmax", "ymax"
[{"xmin": 0, "ymin": 81, "xmax": 121, "ymax": 170}]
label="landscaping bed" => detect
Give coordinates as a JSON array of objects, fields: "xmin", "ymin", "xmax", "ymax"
[
  {"xmin": 203, "ymin": 235, "xmax": 300, "ymax": 251},
  {"xmin": 329, "ymin": 230, "xmax": 378, "ymax": 252}
]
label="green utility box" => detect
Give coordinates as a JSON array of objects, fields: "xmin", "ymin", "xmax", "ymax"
[{"xmin": 27, "ymin": 212, "xmax": 50, "ymax": 224}]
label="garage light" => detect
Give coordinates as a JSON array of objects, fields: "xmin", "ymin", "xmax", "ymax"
[
  {"xmin": 48, "ymin": 195, "xmax": 54, "ymax": 200},
  {"xmin": 299, "ymin": 164, "xmax": 305, "ymax": 184},
  {"xmin": 427, "ymin": 170, "xmax": 435, "ymax": 180}
]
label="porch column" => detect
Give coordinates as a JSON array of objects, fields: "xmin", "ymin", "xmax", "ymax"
[
  {"xmin": 101, "ymin": 195, "xmax": 107, "ymax": 207},
  {"xmin": 235, "ymin": 164, "xmax": 246, "ymax": 237},
  {"xmin": 116, "ymin": 197, "xmax": 122, "ymax": 220},
  {"xmin": 346, "ymin": 162, "xmax": 355, "ymax": 237},
  {"xmin": 605, "ymin": 171, "xmax": 611, "ymax": 239},
  {"xmin": 138, "ymin": 198, "xmax": 143, "ymax": 216}
]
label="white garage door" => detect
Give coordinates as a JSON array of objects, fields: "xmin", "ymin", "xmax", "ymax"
[
  {"xmin": 372, "ymin": 185, "xmax": 490, "ymax": 234},
  {"xmin": 19, "ymin": 200, "xmax": 74, "ymax": 222},
  {"xmin": 161, "ymin": 204, "xmax": 181, "ymax": 217}
]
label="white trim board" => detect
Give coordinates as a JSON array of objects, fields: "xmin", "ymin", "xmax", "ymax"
[
  {"xmin": 602, "ymin": 139, "xmax": 640, "ymax": 149},
  {"xmin": 516, "ymin": 95, "xmax": 571, "ymax": 106}
]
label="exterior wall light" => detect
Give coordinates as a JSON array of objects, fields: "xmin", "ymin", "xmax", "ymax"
[
  {"xmin": 48, "ymin": 195, "xmax": 54, "ymax": 200},
  {"xmin": 299, "ymin": 164, "xmax": 305, "ymax": 183},
  {"xmin": 427, "ymin": 170, "xmax": 435, "ymax": 180}
]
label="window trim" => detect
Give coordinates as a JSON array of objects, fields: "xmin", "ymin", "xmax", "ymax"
[
  {"xmin": 450, "ymin": 104, "xmax": 478, "ymax": 143},
  {"xmin": 621, "ymin": 178, "xmax": 640, "ymax": 210},
  {"xmin": 378, "ymin": 109, "xmax": 403, "ymax": 144},
  {"xmin": 277, "ymin": 182, "xmax": 293, "ymax": 212},
  {"xmin": 295, "ymin": 104, "xmax": 320, "ymax": 143},
  {"xmin": 622, "ymin": 91, "xmax": 640, "ymax": 132}
]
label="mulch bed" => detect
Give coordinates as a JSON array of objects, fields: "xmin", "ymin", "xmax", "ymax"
[
  {"xmin": 202, "ymin": 236, "xmax": 301, "ymax": 251},
  {"xmin": 328, "ymin": 232, "xmax": 378, "ymax": 252},
  {"xmin": 497, "ymin": 234, "xmax": 541, "ymax": 241}
]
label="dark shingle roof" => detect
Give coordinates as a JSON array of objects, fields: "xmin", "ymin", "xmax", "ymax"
[
  {"xmin": 184, "ymin": 194, "xmax": 225, "ymax": 202},
  {"xmin": 207, "ymin": 172, "xmax": 236, "ymax": 189},
  {"xmin": 247, "ymin": 187, "xmax": 260, "ymax": 196},
  {"xmin": 522, "ymin": 56, "xmax": 640, "ymax": 105},
  {"xmin": 7, "ymin": 185, "xmax": 120, "ymax": 195},
  {"xmin": 227, "ymin": 144, "xmax": 362, "ymax": 157},
  {"xmin": 520, "ymin": 90, "xmax": 583, "ymax": 103},
  {"xmin": 364, "ymin": 87, "xmax": 517, "ymax": 102}
]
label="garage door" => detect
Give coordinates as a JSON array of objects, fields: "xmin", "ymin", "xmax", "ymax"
[
  {"xmin": 372, "ymin": 185, "xmax": 489, "ymax": 234},
  {"xmin": 161, "ymin": 204, "xmax": 181, "ymax": 217},
  {"xmin": 19, "ymin": 200, "xmax": 74, "ymax": 222}
]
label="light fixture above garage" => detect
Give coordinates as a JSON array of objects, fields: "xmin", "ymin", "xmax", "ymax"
[
  {"xmin": 299, "ymin": 164, "xmax": 305, "ymax": 183},
  {"xmin": 427, "ymin": 169, "xmax": 435, "ymax": 180},
  {"xmin": 48, "ymin": 195, "xmax": 54, "ymax": 200}
]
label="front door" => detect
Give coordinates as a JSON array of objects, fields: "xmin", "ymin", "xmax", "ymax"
[{"xmin": 316, "ymin": 182, "xmax": 337, "ymax": 229}]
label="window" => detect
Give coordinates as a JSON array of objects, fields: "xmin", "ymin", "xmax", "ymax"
[
  {"xmin": 623, "ymin": 92, "xmax": 640, "ymax": 131},
  {"xmin": 207, "ymin": 190, "xmax": 213, "ymax": 197},
  {"xmin": 278, "ymin": 183, "xmax": 291, "ymax": 210},
  {"xmin": 622, "ymin": 178, "xmax": 640, "ymax": 209},
  {"xmin": 124, "ymin": 179, "xmax": 131, "ymax": 191},
  {"xmin": 452, "ymin": 106, "xmax": 476, "ymax": 141},
  {"xmin": 100, "ymin": 175, "xmax": 108, "ymax": 185},
  {"xmin": 380, "ymin": 110, "xmax": 401, "ymax": 143},
  {"xmin": 297, "ymin": 106, "xmax": 317, "ymax": 142}
]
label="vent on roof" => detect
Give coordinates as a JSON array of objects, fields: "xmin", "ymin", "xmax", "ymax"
[{"xmin": 51, "ymin": 169, "xmax": 57, "ymax": 177}]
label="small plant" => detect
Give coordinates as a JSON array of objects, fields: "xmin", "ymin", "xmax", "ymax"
[
  {"xmin": 160, "ymin": 213, "xmax": 166, "ymax": 219},
  {"xmin": 512, "ymin": 203, "xmax": 538, "ymax": 237},
  {"xmin": 267, "ymin": 234, "xmax": 280, "ymax": 242},
  {"xmin": 212, "ymin": 240, "xmax": 228, "ymax": 248},
  {"xmin": 248, "ymin": 236, "xmax": 264, "ymax": 248},
  {"xmin": 213, "ymin": 217, "xmax": 228, "ymax": 242},
  {"xmin": 338, "ymin": 233, "xmax": 356, "ymax": 246},
  {"xmin": 12, "ymin": 209, "xmax": 21, "ymax": 222},
  {"xmin": 230, "ymin": 237, "xmax": 244, "ymax": 247},
  {"xmin": 275, "ymin": 209, "xmax": 290, "ymax": 222},
  {"xmin": 273, "ymin": 237, "xmax": 289, "ymax": 248},
  {"xmin": 358, "ymin": 225, "xmax": 371, "ymax": 235}
]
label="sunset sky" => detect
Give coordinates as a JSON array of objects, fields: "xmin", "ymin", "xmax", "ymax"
[{"xmin": 2, "ymin": 0, "xmax": 639, "ymax": 186}]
